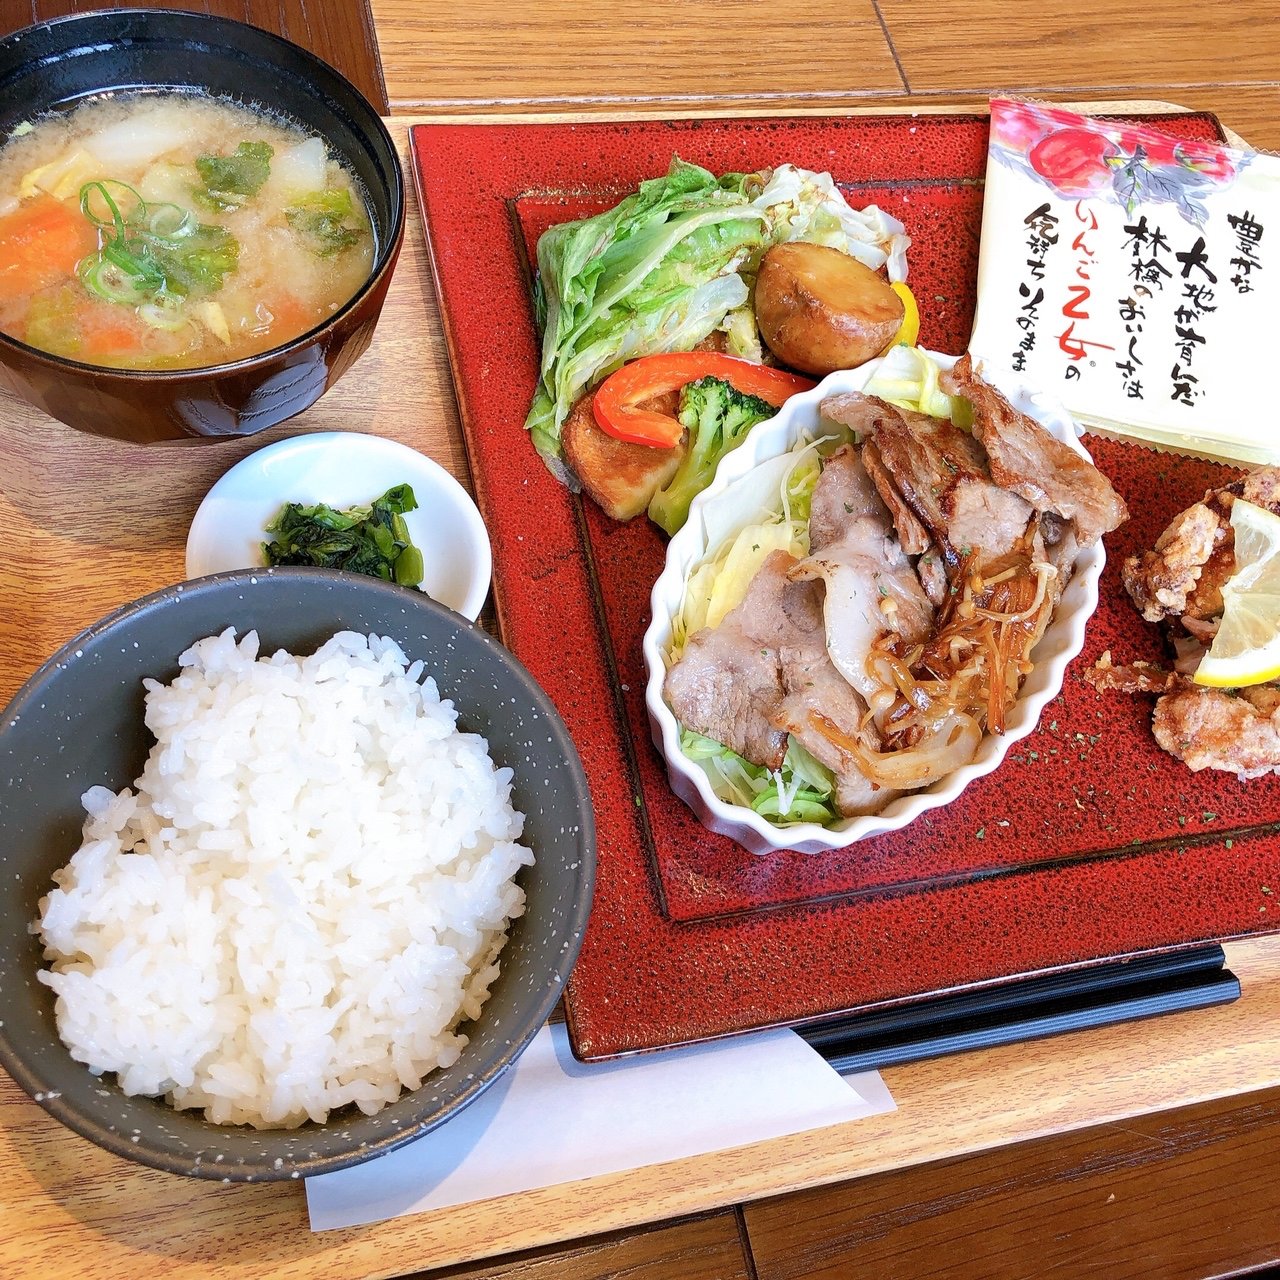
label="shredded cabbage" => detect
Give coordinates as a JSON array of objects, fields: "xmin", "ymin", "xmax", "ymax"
[
  {"xmin": 744, "ymin": 164, "xmax": 910, "ymax": 282},
  {"xmin": 862, "ymin": 345, "xmax": 971, "ymax": 425},
  {"xmin": 720, "ymin": 302, "xmax": 764, "ymax": 362},
  {"xmin": 681, "ymin": 730, "xmax": 837, "ymax": 825}
]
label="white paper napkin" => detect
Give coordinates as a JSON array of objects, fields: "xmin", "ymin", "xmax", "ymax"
[{"xmin": 306, "ymin": 1024, "xmax": 895, "ymax": 1231}]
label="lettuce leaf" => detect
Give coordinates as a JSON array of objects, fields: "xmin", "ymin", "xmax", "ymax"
[
  {"xmin": 527, "ymin": 159, "xmax": 763, "ymax": 480},
  {"xmin": 286, "ymin": 188, "xmax": 367, "ymax": 256}
]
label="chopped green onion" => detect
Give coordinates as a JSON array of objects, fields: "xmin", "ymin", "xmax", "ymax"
[
  {"xmin": 76, "ymin": 179, "xmax": 241, "ymax": 308},
  {"xmin": 146, "ymin": 204, "xmax": 197, "ymax": 243},
  {"xmin": 78, "ymin": 256, "xmax": 148, "ymax": 305},
  {"xmin": 80, "ymin": 180, "xmax": 133, "ymax": 234},
  {"xmin": 138, "ymin": 294, "xmax": 189, "ymax": 332},
  {"xmin": 101, "ymin": 238, "xmax": 164, "ymax": 292}
]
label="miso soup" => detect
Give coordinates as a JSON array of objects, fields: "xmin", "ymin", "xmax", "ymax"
[{"xmin": 0, "ymin": 94, "xmax": 375, "ymax": 369}]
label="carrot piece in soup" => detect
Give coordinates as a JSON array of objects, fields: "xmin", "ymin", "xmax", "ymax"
[
  {"xmin": 262, "ymin": 293, "xmax": 317, "ymax": 340},
  {"xmin": 0, "ymin": 196, "xmax": 96, "ymax": 299},
  {"xmin": 79, "ymin": 307, "xmax": 140, "ymax": 359}
]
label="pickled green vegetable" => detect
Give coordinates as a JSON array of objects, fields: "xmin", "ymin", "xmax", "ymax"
[{"xmin": 262, "ymin": 484, "xmax": 425, "ymax": 586}]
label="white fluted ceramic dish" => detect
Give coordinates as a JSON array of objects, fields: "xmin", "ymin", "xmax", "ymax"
[{"xmin": 643, "ymin": 351, "xmax": 1105, "ymax": 856}]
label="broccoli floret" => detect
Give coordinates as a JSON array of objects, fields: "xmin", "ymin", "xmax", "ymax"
[{"xmin": 648, "ymin": 375, "xmax": 777, "ymax": 535}]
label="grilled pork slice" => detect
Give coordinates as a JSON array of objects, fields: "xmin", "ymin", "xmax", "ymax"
[
  {"xmin": 915, "ymin": 545, "xmax": 949, "ymax": 607},
  {"xmin": 820, "ymin": 405, "xmax": 943, "ymax": 610},
  {"xmin": 852, "ymin": 394, "xmax": 1035, "ymax": 566},
  {"xmin": 663, "ymin": 551, "xmax": 804, "ymax": 770},
  {"xmin": 819, "ymin": 389, "xmax": 883, "ymax": 438},
  {"xmin": 861, "ymin": 437, "xmax": 932, "ymax": 556},
  {"xmin": 1122, "ymin": 466, "xmax": 1280, "ymax": 624},
  {"xmin": 772, "ymin": 656, "xmax": 896, "ymax": 816},
  {"xmin": 1038, "ymin": 509, "xmax": 1080, "ymax": 582},
  {"xmin": 940, "ymin": 353, "xmax": 1127, "ymax": 546},
  {"xmin": 806, "ymin": 441, "xmax": 885, "ymax": 537},
  {"xmin": 789, "ymin": 445, "xmax": 934, "ymax": 704},
  {"xmin": 822, "ymin": 393, "xmax": 936, "ymax": 558},
  {"xmin": 751, "ymin": 530, "xmax": 898, "ymax": 815},
  {"xmin": 664, "ymin": 528, "xmax": 906, "ymax": 815}
]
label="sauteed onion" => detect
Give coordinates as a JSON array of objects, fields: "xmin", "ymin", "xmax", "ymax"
[{"xmin": 810, "ymin": 532, "xmax": 1059, "ymax": 786}]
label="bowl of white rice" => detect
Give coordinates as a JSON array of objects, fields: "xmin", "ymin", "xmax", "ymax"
[{"xmin": 0, "ymin": 568, "xmax": 595, "ymax": 1180}]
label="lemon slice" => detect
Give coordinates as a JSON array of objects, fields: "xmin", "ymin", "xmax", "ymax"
[{"xmin": 1194, "ymin": 498, "xmax": 1280, "ymax": 687}]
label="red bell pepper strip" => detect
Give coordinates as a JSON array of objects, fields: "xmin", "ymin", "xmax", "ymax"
[{"xmin": 592, "ymin": 352, "xmax": 816, "ymax": 448}]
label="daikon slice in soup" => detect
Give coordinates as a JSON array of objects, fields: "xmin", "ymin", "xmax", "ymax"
[{"xmin": 0, "ymin": 94, "xmax": 375, "ymax": 370}]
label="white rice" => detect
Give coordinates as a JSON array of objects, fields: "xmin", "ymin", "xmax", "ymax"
[{"xmin": 35, "ymin": 629, "xmax": 533, "ymax": 1130}]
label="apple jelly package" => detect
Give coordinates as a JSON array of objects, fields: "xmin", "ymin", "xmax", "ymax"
[{"xmin": 969, "ymin": 96, "xmax": 1280, "ymax": 465}]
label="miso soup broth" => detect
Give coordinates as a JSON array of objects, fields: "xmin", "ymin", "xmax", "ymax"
[{"xmin": 0, "ymin": 93, "xmax": 375, "ymax": 369}]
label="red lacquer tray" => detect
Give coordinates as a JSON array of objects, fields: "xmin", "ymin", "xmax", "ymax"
[{"xmin": 410, "ymin": 110, "xmax": 1280, "ymax": 1060}]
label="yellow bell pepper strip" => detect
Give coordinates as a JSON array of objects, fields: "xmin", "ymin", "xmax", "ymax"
[
  {"xmin": 592, "ymin": 352, "xmax": 816, "ymax": 448},
  {"xmin": 883, "ymin": 282, "xmax": 920, "ymax": 352}
]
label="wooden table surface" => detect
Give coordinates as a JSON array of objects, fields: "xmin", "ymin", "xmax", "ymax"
[{"xmin": 2, "ymin": 4, "xmax": 1279, "ymax": 1278}]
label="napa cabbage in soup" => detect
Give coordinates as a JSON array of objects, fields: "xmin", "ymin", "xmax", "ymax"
[{"xmin": 0, "ymin": 94, "xmax": 375, "ymax": 369}]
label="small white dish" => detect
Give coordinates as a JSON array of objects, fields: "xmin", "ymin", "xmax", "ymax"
[
  {"xmin": 186, "ymin": 432, "xmax": 492, "ymax": 621},
  {"xmin": 643, "ymin": 351, "xmax": 1106, "ymax": 856}
]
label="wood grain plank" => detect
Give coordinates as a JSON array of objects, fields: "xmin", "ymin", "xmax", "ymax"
[
  {"xmin": 408, "ymin": 1211, "xmax": 754, "ymax": 1279},
  {"xmin": 1117, "ymin": 84, "xmax": 1280, "ymax": 153},
  {"xmin": 876, "ymin": 0, "xmax": 1280, "ymax": 96},
  {"xmin": 5, "ymin": 0, "xmax": 388, "ymax": 113},
  {"xmin": 369, "ymin": 0, "xmax": 904, "ymax": 109},
  {"xmin": 744, "ymin": 1088, "xmax": 1280, "ymax": 1280},
  {"xmin": 387, "ymin": 86, "xmax": 1280, "ymax": 157}
]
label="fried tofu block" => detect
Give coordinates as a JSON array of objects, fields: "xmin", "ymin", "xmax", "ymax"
[{"xmin": 561, "ymin": 390, "xmax": 685, "ymax": 521}]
